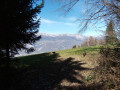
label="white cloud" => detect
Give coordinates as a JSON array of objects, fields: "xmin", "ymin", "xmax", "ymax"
[
  {"xmin": 39, "ymin": 33, "xmax": 85, "ymax": 39},
  {"xmin": 41, "ymin": 18, "xmax": 76, "ymax": 26},
  {"xmin": 60, "ymin": 17, "xmax": 77, "ymax": 22},
  {"xmin": 41, "ymin": 18, "xmax": 58, "ymax": 24}
]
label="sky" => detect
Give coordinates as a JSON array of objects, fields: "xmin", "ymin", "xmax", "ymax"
[{"xmin": 38, "ymin": 0, "xmax": 106, "ymax": 36}]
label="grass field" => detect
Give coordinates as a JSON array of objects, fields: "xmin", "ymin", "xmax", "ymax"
[
  {"xmin": 0, "ymin": 45, "xmax": 102, "ymax": 90},
  {"xmin": 13, "ymin": 45, "xmax": 100, "ymax": 68}
]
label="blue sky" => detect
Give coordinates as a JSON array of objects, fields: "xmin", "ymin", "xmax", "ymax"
[{"xmin": 39, "ymin": 0, "xmax": 105, "ymax": 36}]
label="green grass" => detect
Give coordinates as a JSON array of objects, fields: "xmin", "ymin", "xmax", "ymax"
[
  {"xmin": 2, "ymin": 44, "xmax": 120, "ymax": 89},
  {"xmin": 56, "ymin": 45, "xmax": 101, "ymax": 57},
  {"xmin": 1, "ymin": 45, "xmax": 103, "ymax": 90},
  {"xmin": 12, "ymin": 52, "xmax": 60, "ymax": 69},
  {"xmin": 58, "ymin": 45, "xmax": 101, "ymax": 54},
  {"xmin": 11, "ymin": 45, "xmax": 101, "ymax": 69}
]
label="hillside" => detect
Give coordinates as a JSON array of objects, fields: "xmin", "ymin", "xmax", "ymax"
[
  {"xmin": 17, "ymin": 33, "xmax": 88, "ymax": 56},
  {"xmin": 8, "ymin": 46, "xmax": 101, "ymax": 90}
]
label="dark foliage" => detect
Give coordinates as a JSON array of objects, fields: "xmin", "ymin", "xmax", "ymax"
[
  {"xmin": 0, "ymin": 0, "xmax": 44, "ymax": 60},
  {"xmin": 72, "ymin": 45, "xmax": 77, "ymax": 48},
  {"xmin": 95, "ymin": 45, "xmax": 120, "ymax": 89},
  {"xmin": 83, "ymin": 51, "xmax": 86, "ymax": 57},
  {"xmin": 105, "ymin": 20, "xmax": 118, "ymax": 44}
]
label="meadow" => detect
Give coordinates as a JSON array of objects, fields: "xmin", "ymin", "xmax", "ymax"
[{"xmin": 0, "ymin": 45, "xmax": 107, "ymax": 90}]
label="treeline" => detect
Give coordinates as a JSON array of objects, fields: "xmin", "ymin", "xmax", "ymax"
[
  {"xmin": 73, "ymin": 20, "xmax": 118, "ymax": 49},
  {"xmin": 81, "ymin": 36, "xmax": 105, "ymax": 47},
  {"xmin": 72, "ymin": 36, "xmax": 105, "ymax": 48}
]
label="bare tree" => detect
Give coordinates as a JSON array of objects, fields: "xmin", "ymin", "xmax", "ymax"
[
  {"xmin": 54, "ymin": 0, "xmax": 120, "ymax": 32},
  {"xmin": 81, "ymin": 40, "xmax": 88, "ymax": 47},
  {"xmin": 89, "ymin": 36, "xmax": 95, "ymax": 46},
  {"xmin": 98, "ymin": 38, "xmax": 106, "ymax": 45}
]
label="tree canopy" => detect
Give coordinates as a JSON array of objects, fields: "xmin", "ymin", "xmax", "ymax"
[
  {"xmin": 0, "ymin": 0, "xmax": 44, "ymax": 60},
  {"xmin": 105, "ymin": 20, "xmax": 117, "ymax": 44}
]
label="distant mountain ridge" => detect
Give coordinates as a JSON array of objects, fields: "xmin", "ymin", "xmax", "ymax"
[{"xmin": 17, "ymin": 33, "xmax": 88, "ymax": 56}]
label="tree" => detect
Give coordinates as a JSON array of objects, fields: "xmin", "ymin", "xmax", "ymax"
[
  {"xmin": 94, "ymin": 39, "xmax": 98, "ymax": 45},
  {"xmin": 81, "ymin": 40, "xmax": 88, "ymax": 47},
  {"xmin": 105, "ymin": 20, "xmax": 117, "ymax": 44},
  {"xmin": 89, "ymin": 36, "xmax": 95, "ymax": 46},
  {"xmin": 54, "ymin": 0, "xmax": 120, "ymax": 32},
  {"xmin": 98, "ymin": 39, "xmax": 106, "ymax": 45},
  {"xmin": 0, "ymin": 0, "xmax": 44, "ymax": 63}
]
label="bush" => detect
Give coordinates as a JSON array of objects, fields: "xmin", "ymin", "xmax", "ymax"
[
  {"xmin": 72, "ymin": 45, "xmax": 77, "ymax": 49},
  {"xmin": 94, "ymin": 45, "xmax": 120, "ymax": 89}
]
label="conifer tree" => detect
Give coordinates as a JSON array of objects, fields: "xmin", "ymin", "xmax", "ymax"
[
  {"xmin": 0, "ymin": 0, "xmax": 44, "ymax": 62},
  {"xmin": 105, "ymin": 20, "xmax": 117, "ymax": 44}
]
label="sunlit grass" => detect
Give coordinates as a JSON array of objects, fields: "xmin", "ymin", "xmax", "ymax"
[
  {"xmin": 6, "ymin": 44, "xmax": 120, "ymax": 89},
  {"xmin": 12, "ymin": 45, "xmax": 101, "ymax": 70},
  {"xmin": 7, "ymin": 45, "xmax": 104, "ymax": 90}
]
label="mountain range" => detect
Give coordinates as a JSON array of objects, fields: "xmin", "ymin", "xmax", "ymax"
[{"xmin": 17, "ymin": 33, "xmax": 88, "ymax": 56}]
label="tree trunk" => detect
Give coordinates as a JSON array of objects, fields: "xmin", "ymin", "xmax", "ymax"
[{"xmin": 5, "ymin": 43, "xmax": 11, "ymax": 90}]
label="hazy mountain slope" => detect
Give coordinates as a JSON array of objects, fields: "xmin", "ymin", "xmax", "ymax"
[{"xmin": 17, "ymin": 33, "xmax": 87, "ymax": 56}]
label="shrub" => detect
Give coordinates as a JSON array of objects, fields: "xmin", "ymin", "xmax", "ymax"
[
  {"xmin": 72, "ymin": 45, "xmax": 77, "ymax": 49},
  {"xmin": 94, "ymin": 45, "xmax": 120, "ymax": 89}
]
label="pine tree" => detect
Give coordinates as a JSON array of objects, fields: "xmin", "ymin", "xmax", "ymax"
[
  {"xmin": 105, "ymin": 20, "xmax": 117, "ymax": 44},
  {"xmin": 0, "ymin": 0, "xmax": 44, "ymax": 63}
]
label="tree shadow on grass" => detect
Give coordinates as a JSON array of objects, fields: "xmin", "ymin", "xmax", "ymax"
[
  {"xmin": 17, "ymin": 53, "xmax": 89, "ymax": 90},
  {"xmin": 0, "ymin": 53, "xmax": 101, "ymax": 90}
]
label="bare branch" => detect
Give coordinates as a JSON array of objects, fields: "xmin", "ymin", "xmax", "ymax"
[{"xmin": 53, "ymin": 0, "xmax": 120, "ymax": 33}]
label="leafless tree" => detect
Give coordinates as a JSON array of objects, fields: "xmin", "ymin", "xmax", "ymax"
[
  {"xmin": 81, "ymin": 40, "xmax": 88, "ymax": 47},
  {"xmin": 89, "ymin": 36, "xmax": 95, "ymax": 46},
  {"xmin": 53, "ymin": 0, "xmax": 120, "ymax": 33},
  {"xmin": 98, "ymin": 38, "xmax": 106, "ymax": 45}
]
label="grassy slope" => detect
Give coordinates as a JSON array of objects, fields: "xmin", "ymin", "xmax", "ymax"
[
  {"xmin": 13, "ymin": 45, "xmax": 100, "ymax": 68},
  {"xmin": 11, "ymin": 45, "xmax": 101, "ymax": 89}
]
